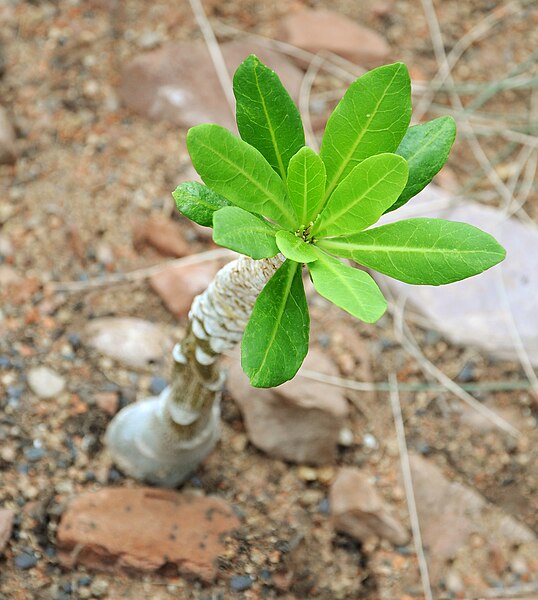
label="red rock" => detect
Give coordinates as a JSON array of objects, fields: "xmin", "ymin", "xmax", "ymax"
[
  {"xmin": 330, "ymin": 467, "xmax": 409, "ymax": 545},
  {"xmin": 150, "ymin": 261, "xmax": 220, "ymax": 318},
  {"xmin": 120, "ymin": 40, "xmax": 303, "ymax": 130},
  {"xmin": 0, "ymin": 106, "xmax": 16, "ymax": 165},
  {"xmin": 0, "ymin": 509, "xmax": 14, "ymax": 553},
  {"xmin": 228, "ymin": 348, "xmax": 349, "ymax": 465},
  {"xmin": 57, "ymin": 488, "xmax": 240, "ymax": 581},
  {"xmin": 133, "ymin": 216, "xmax": 192, "ymax": 258},
  {"xmin": 278, "ymin": 9, "xmax": 391, "ymax": 67}
]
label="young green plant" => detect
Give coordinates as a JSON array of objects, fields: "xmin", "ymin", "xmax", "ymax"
[
  {"xmin": 106, "ymin": 56, "xmax": 505, "ymax": 487},
  {"xmin": 176, "ymin": 55, "xmax": 505, "ymax": 388}
]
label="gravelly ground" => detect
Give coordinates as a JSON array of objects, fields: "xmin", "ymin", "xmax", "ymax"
[{"xmin": 0, "ymin": 0, "xmax": 537, "ymax": 598}]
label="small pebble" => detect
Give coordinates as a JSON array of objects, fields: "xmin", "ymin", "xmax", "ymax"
[
  {"xmin": 338, "ymin": 428, "xmax": 354, "ymax": 447},
  {"xmin": 0, "ymin": 446, "xmax": 16, "ymax": 462},
  {"xmin": 457, "ymin": 362, "xmax": 476, "ymax": 382},
  {"xmin": 300, "ymin": 489, "xmax": 323, "ymax": 507},
  {"xmin": 318, "ymin": 498, "xmax": 330, "ymax": 514},
  {"xmin": 445, "ymin": 570, "xmax": 464, "ymax": 593},
  {"xmin": 362, "ymin": 433, "xmax": 378, "ymax": 450},
  {"xmin": 149, "ymin": 376, "xmax": 168, "ymax": 395},
  {"xmin": 23, "ymin": 447, "xmax": 46, "ymax": 462},
  {"xmin": 67, "ymin": 333, "xmax": 82, "ymax": 351},
  {"xmin": 425, "ymin": 330, "xmax": 441, "ymax": 345},
  {"xmin": 27, "ymin": 367, "xmax": 65, "ymax": 399},
  {"xmin": 230, "ymin": 575, "xmax": 254, "ymax": 592},
  {"xmin": 14, "ymin": 552, "xmax": 38, "ymax": 570},
  {"xmin": 90, "ymin": 578, "xmax": 109, "ymax": 598},
  {"xmin": 107, "ymin": 468, "xmax": 123, "ymax": 483},
  {"xmin": 297, "ymin": 466, "xmax": 317, "ymax": 482},
  {"xmin": 510, "ymin": 557, "xmax": 528, "ymax": 575}
]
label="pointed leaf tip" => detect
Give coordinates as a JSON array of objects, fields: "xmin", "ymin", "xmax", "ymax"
[
  {"xmin": 234, "ymin": 55, "xmax": 305, "ymax": 181},
  {"xmin": 320, "ymin": 62, "xmax": 411, "ymax": 199}
]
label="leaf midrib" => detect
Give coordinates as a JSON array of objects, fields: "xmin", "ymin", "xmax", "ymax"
[
  {"xmin": 254, "ymin": 261, "xmax": 298, "ymax": 376},
  {"xmin": 316, "ymin": 161, "xmax": 402, "ymax": 235},
  {"xmin": 323, "ymin": 66, "xmax": 402, "ymax": 201},
  {"xmin": 400, "ymin": 120, "xmax": 452, "ymax": 165},
  {"xmin": 197, "ymin": 139, "xmax": 295, "ymax": 226},
  {"xmin": 315, "ymin": 256, "xmax": 364, "ymax": 301},
  {"xmin": 252, "ymin": 62, "xmax": 287, "ymax": 181},
  {"xmin": 322, "ymin": 240, "xmax": 502, "ymax": 256}
]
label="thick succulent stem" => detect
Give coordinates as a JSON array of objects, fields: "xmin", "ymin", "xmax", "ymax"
[{"xmin": 105, "ymin": 255, "xmax": 283, "ymax": 487}]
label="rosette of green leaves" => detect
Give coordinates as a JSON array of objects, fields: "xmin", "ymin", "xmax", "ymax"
[{"xmin": 173, "ymin": 55, "xmax": 505, "ymax": 388}]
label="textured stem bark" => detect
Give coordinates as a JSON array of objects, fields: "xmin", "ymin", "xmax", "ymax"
[{"xmin": 105, "ymin": 255, "xmax": 283, "ymax": 487}]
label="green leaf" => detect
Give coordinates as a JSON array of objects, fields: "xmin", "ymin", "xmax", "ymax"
[
  {"xmin": 172, "ymin": 181, "xmax": 232, "ymax": 227},
  {"xmin": 320, "ymin": 63, "xmax": 411, "ymax": 200},
  {"xmin": 386, "ymin": 116, "xmax": 457, "ymax": 213},
  {"xmin": 287, "ymin": 147, "xmax": 326, "ymax": 226},
  {"xmin": 187, "ymin": 124, "xmax": 296, "ymax": 228},
  {"xmin": 308, "ymin": 251, "xmax": 387, "ymax": 323},
  {"xmin": 213, "ymin": 207, "xmax": 279, "ymax": 259},
  {"xmin": 318, "ymin": 218, "xmax": 506, "ymax": 285},
  {"xmin": 234, "ymin": 55, "xmax": 305, "ymax": 180},
  {"xmin": 242, "ymin": 260, "xmax": 309, "ymax": 387},
  {"xmin": 313, "ymin": 153, "xmax": 408, "ymax": 237},
  {"xmin": 275, "ymin": 230, "xmax": 318, "ymax": 263}
]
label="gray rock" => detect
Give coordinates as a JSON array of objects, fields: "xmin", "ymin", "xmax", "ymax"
[
  {"xmin": 0, "ymin": 106, "xmax": 16, "ymax": 165},
  {"xmin": 85, "ymin": 317, "xmax": 172, "ymax": 368},
  {"xmin": 378, "ymin": 185, "xmax": 538, "ymax": 366},
  {"xmin": 329, "ymin": 467, "xmax": 409, "ymax": 545},
  {"xmin": 27, "ymin": 366, "xmax": 66, "ymax": 399},
  {"xmin": 120, "ymin": 40, "xmax": 303, "ymax": 130},
  {"xmin": 0, "ymin": 509, "xmax": 14, "ymax": 553},
  {"xmin": 228, "ymin": 349, "xmax": 349, "ymax": 465},
  {"xmin": 14, "ymin": 552, "xmax": 38, "ymax": 570},
  {"xmin": 230, "ymin": 575, "xmax": 254, "ymax": 592}
]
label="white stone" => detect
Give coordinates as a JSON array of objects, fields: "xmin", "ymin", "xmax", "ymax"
[
  {"xmin": 28, "ymin": 366, "xmax": 66, "ymax": 399},
  {"xmin": 85, "ymin": 317, "xmax": 172, "ymax": 368}
]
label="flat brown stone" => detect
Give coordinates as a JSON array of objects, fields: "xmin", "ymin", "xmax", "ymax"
[
  {"xmin": 278, "ymin": 9, "xmax": 391, "ymax": 67},
  {"xmin": 330, "ymin": 467, "xmax": 408, "ymax": 546},
  {"xmin": 133, "ymin": 215, "xmax": 192, "ymax": 258},
  {"xmin": 228, "ymin": 348, "xmax": 349, "ymax": 465},
  {"xmin": 149, "ymin": 261, "xmax": 220, "ymax": 318},
  {"xmin": 120, "ymin": 40, "xmax": 303, "ymax": 130},
  {"xmin": 57, "ymin": 488, "xmax": 240, "ymax": 581}
]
